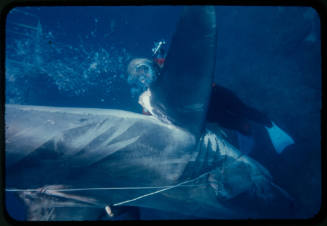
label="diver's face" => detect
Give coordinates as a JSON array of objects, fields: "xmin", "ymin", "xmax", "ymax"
[
  {"xmin": 127, "ymin": 58, "xmax": 157, "ymax": 93},
  {"xmin": 135, "ymin": 64, "xmax": 155, "ymax": 87}
]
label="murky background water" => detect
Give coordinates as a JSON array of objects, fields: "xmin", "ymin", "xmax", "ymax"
[{"xmin": 5, "ymin": 6, "xmax": 321, "ymax": 220}]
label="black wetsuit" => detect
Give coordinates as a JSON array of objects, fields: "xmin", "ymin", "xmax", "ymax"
[{"xmin": 206, "ymin": 84, "xmax": 272, "ymax": 136}]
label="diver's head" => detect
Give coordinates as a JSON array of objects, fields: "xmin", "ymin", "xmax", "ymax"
[{"xmin": 127, "ymin": 58, "xmax": 157, "ymax": 89}]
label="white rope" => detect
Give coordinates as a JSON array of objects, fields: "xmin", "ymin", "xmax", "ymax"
[
  {"xmin": 5, "ymin": 184, "xmax": 205, "ymax": 193},
  {"xmin": 113, "ymin": 172, "xmax": 210, "ymax": 206},
  {"xmin": 6, "ymin": 173, "xmax": 209, "ymax": 209},
  {"xmin": 270, "ymin": 181, "xmax": 295, "ymax": 202}
]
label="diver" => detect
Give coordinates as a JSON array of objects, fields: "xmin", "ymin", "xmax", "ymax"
[{"xmin": 127, "ymin": 40, "xmax": 294, "ymax": 155}]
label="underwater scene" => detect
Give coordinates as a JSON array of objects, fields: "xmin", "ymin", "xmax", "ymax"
[{"xmin": 4, "ymin": 6, "xmax": 321, "ymax": 220}]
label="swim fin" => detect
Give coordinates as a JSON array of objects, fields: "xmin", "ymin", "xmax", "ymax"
[{"xmin": 265, "ymin": 122, "xmax": 294, "ymax": 154}]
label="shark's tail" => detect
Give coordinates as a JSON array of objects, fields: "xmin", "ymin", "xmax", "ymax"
[{"xmin": 265, "ymin": 122, "xmax": 295, "ymax": 154}]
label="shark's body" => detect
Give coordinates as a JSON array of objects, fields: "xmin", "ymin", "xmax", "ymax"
[
  {"xmin": 5, "ymin": 6, "xmax": 293, "ymax": 220},
  {"xmin": 5, "ymin": 104, "xmax": 293, "ymax": 220}
]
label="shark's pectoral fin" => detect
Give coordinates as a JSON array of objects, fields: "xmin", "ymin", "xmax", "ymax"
[{"xmin": 150, "ymin": 6, "xmax": 217, "ymax": 139}]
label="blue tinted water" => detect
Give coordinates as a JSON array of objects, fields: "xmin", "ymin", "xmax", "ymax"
[{"xmin": 5, "ymin": 6, "xmax": 322, "ymax": 220}]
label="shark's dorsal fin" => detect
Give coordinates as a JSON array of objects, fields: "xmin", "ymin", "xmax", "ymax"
[{"xmin": 149, "ymin": 6, "xmax": 217, "ymax": 139}]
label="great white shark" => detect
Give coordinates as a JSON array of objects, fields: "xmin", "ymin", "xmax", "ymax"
[{"xmin": 5, "ymin": 6, "xmax": 294, "ymax": 220}]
